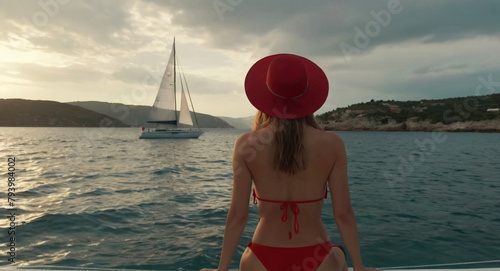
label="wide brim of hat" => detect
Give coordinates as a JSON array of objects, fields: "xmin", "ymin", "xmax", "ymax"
[{"xmin": 245, "ymin": 53, "xmax": 329, "ymax": 119}]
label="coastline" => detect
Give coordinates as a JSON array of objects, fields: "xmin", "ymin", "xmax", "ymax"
[{"xmin": 322, "ymin": 119, "xmax": 500, "ymax": 133}]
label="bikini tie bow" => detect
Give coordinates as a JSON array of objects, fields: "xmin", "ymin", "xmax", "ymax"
[{"xmin": 280, "ymin": 202, "xmax": 300, "ymax": 239}]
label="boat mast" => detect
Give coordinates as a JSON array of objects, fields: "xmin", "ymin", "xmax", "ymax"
[{"xmin": 173, "ymin": 37, "xmax": 178, "ymax": 126}]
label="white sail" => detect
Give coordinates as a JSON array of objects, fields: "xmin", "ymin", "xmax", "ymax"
[
  {"xmin": 178, "ymin": 86, "xmax": 194, "ymax": 126},
  {"xmin": 147, "ymin": 44, "xmax": 176, "ymax": 123},
  {"xmin": 140, "ymin": 38, "xmax": 203, "ymax": 139}
]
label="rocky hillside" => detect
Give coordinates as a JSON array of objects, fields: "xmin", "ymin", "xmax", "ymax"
[{"xmin": 317, "ymin": 94, "xmax": 500, "ymax": 132}]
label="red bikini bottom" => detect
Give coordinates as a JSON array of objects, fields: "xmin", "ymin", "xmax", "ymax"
[{"xmin": 247, "ymin": 241, "xmax": 345, "ymax": 271}]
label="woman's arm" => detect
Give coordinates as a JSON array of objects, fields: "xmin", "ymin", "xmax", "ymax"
[
  {"xmin": 328, "ymin": 133, "xmax": 365, "ymax": 270},
  {"xmin": 216, "ymin": 135, "xmax": 253, "ymax": 271}
]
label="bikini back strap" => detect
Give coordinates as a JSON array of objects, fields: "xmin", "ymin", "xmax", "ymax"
[
  {"xmin": 252, "ymin": 187, "xmax": 327, "ymax": 240},
  {"xmin": 253, "ymin": 188, "xmax": 327, "ymax": 205}
]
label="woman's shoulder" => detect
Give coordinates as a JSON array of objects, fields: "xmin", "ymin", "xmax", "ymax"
[
  {"xmin": 235, "ymin": 128, "xmax": 273, "ymax": 146},
  {"xmin": 324, "ymin": 130, "xmax": 345, "ymax": 146},
  {"xmin": 234, "ymin": 130, "xmax": 256, "ymax": 145},
  {"xmin": 308, "ymin": 128, "xmax": 345, "ymax": 148},
  {"xmin": 233, "ymin": 130, "xmax": 264, "ymax": 151}
]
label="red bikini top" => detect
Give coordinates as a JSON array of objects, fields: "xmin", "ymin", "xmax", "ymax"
[{"xmin": 252, "ymin": 188, "xmax": 328, "ymax": 239}]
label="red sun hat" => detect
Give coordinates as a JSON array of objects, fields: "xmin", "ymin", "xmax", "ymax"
[{"xmin": 245, "ymin": 53, "xmax": 329, "ymax": 119}]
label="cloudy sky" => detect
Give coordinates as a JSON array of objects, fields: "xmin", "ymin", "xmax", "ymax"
[{"xmin": 1, "ymin": 0, "xmax": 499, "ymax": 118}]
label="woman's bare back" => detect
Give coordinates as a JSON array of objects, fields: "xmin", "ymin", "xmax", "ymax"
[{"xmin": 240, "ymin": 123, "xmax": 342, "ymax": 246}]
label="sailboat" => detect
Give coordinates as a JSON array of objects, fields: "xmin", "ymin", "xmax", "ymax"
[{"xmin": 140, "ymin": 38, "xmax": 204, "ymax": 139}]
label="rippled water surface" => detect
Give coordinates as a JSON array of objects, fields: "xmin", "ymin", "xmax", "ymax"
[{"xmin": 0, "ymin": 128, "xmax": 499, "ymax": 270}]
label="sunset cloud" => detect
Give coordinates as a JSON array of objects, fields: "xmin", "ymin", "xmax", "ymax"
[{"xmin": 1, "ymin": 0, "xmax": 499, "ymax": 117}]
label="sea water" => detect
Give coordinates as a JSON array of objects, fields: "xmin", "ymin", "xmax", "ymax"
[{"xmin": 0, "ymin": 127, "xmax": 499, "ymax": 270}]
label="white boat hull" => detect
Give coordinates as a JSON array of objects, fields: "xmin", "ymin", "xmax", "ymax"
[{"xmin": 139, "ymin": 129, "xmax": 203, "ymax": 139}]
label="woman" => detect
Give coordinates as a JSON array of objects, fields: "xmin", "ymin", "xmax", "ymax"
[{"xmin": 202, "ymin": 54, "xmax": 379, "ymax": 271}]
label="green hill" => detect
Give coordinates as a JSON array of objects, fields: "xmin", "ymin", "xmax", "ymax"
[
  {"xmin": 0, "ymin": 99, "xmax": 129, "ymax": 127},
  {"xmin": 317, "ymin": 94, "xmax": 500, "ymax": 132},
  {"xmin": 217, "ymin": 115, "xmax": 254, "ymax": 129},
  {"xmin": 68, "ymin": 101, "xmax": 234, "ymax": 128}
]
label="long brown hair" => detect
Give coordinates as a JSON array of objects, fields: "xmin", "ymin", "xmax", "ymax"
[{"xmin": 253, "ymin": 111, "xmax": 323, "ymax": 175}]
